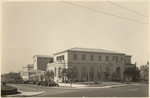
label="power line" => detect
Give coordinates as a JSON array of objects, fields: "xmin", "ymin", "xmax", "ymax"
[
  {"xmin": 107, "ymin": 1, "xmax": 148, "ymax": 17},
  {"xmin": 62, "ymin": 1, "xmax": 148, "ymax": 24}
]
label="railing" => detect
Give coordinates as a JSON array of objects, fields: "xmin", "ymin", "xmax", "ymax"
[{"xmin": 55, "ymin": 60, "xmax": 66, "ymax": 63}]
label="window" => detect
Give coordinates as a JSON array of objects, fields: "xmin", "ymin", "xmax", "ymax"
[
  {"xmin": 90, "ymin": 55, "xmax": 94, "ymax": 61},
  {"xmin": 127, "ymin": 59, "xmax": 129, "ymax": 63},
  {"xmin": 73, "ymin": 54, "xmax": 77, "ymax": 60},
  {"xmin": 58, "ymin": 67, "xmax": 61, "ymax": 77},
  {"xmin": 98, "ymin": 56, "xmax": 101, "ymax": 61},
  {"xmin": 62, "ymin": 55, "xmax": 64, "ymax": 60},
  {"xmin": 82, "ymin": 55, "xmax": 85, "ymax": 61},
  {"xmin": 116, "ymin": 56, "xmax": 118, "ymax": 63},
  {"xmin": 57, "ymin": 55, "xmax": 65, "ymax": 61},
  {"xmin": 113, "ymin": 56, "xmax": 115, "ymax": 61},
  {"xmin": 106, "ymin": 56, "xmax": 109, "ymax": 61},
  {"xmin": 121, "ymin": 58, "xmax": 123, "ymax": 61},
  {"xmin": 57, "ymin": 57, "xmax": 59, "ymax": 61},
  {"xmin": 59, "ymin": 56, "xmax": 62, "ymax": 60}
]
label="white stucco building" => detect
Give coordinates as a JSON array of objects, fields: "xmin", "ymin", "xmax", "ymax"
[{"xmin": 47, "ymin": 47, "xmax": 135, "ymax": 82}]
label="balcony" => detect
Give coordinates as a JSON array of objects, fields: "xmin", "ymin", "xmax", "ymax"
[{"xmin": 55, "ymin": 60, "xmax": 66, "ymax": 64}]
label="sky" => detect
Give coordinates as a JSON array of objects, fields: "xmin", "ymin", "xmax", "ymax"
[{"xmin": 1, "ymin": 1, "xmax": 149, "ymax": 74}]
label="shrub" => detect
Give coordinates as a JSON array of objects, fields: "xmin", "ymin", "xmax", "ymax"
[
  {"xmin": 49, "ymin": 81, "xmax": 59, "ymax": 87},
  {"xmin": 73, "ymin": 80, "xmax": 79, "ymax": 82},
  {"xmin": 2, "ymin": 82, "xmax": 6, "ymax": 85},
  {"xmin": 110, "ymin": 71, "xmax": 121, "ymax": 82},
  {"xmin": 80, "ymin": 79, "xmax": 86, "ymax": 82},
  {"xmin": 1, "ymin": 85, "xmax": 19, "ymax": 95},
  {"xmin": 93, "ymin": 81, "xmax": 99, "ymax": 84}
]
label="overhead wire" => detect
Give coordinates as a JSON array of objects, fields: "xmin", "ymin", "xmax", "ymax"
[
  {"xmin": 107, "ymin": 1, "xmax": 148, "ymax": 18},
  {"xmin": 62, "ymin": 1, "xmax": 148, "ymax": 24}
]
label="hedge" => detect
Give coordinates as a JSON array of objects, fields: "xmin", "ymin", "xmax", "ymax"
[{"xmin": 1, "ymin": 85, "xmax": 19, "ymax": 95}]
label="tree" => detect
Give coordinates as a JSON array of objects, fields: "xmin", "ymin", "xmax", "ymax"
[
  {"xmin": 1, "ymin": 72, "xmax": 23, "ymax": 83},
  {"xmin": 61, "ymin": 68, "xmax": 75, "ymax": 83},
  {"xmin": 124, "ymin": 67, "xmax": 140, "ymax": 82},
  {"xmin": 44, "ymin": 70, "xmax": 54, "ymax": 82},
  {"xmin": 111, "ymin": 71, "xmax": 121, "ymax": 82},
  {"xmin": 140, "ymin": 63, "xmax": 149, "ymax": 80},
  {"xmin": 132, "ymin": 68, "xmax": 140, "ymax": 82},
  {"xmin": 103, "ymin": 67, "xmax": 111, "ymax": 81}
]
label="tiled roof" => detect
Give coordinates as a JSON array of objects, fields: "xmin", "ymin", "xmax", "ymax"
[
  {"xmin": 125, "ymin": 55, "xmax": 132, "ymax": 57},
  {"xmin": 54, "ymin": 47, "xmax": 125, "ymax": 55}
]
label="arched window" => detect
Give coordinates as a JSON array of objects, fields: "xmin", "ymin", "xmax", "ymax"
[
  {"xmin": 116, "ymin": 67, "xmax": 121, "ymax": 80},
  {"xmin": 89, "ymin": 67, "xmax": 94, "ymax": 81},
  {"xmin": 55, "ymin": 68, "xmax": 57, "ymax": 77},
  {"xmin": 97, "ymin": 67, "xmax": 102, "ymax": 81},
  {"xmin": 72, "ymin": 67, "xmax": 78, "ymax": 80},
  {"xmin": 81, "ymin": 67, "xmax": 86, "ymax": 81},
  {"xmin": 58, "ymin": 67, "xmax": 61, "ymax": 77}
]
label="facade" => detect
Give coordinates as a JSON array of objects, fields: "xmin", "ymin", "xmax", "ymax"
[
  {"xmin": 21, "ymin": 55, "xmax": 54, "ymax": 81},
  {"xmin": 124, "ymin": 55, "xmax": 135, "ymax": 69},
  {"xmin": 47, "ymin": 47, "xmax": 135, "ymax": 82},
  {"xmin": 33, "ymin": 55, "xmax": 54, "ymax": 71},
  {"xmin": 20, "ymin": 64, "xmax": 34, "ymax": 80}
]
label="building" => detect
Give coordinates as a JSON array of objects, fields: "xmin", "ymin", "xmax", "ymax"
[
  {"xmin": 47, "ymin": 47, "xmax": 135, "ymax": 82},
  {"xmin": 20, "ymin": 64, "xmax": 34, "ymax": 80},
  {"xmin": 33, "ymin": 55, "xmax": 54, "ymax": 71},
  {"xmin": 21, "ymin": 55, "xmax": 54, "ymax": 81}
]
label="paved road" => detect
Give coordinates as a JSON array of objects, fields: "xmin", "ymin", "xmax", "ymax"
[{"xmin": 9, "ymin": 84, "xmax": 148, "ymax": 97}]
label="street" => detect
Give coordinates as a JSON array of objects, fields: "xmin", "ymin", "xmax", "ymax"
[{"xmin": 9, "ymin": 83, "xmax": 148, "ymax": 97}]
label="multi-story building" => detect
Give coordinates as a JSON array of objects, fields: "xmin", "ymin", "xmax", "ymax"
[
  {"xmin": 21, "ymin": 55, "xmax": 54, "ymax": 81},
  {"xmin": 47, "ymin": 47, "xmax": 135, "ymax": 82}
]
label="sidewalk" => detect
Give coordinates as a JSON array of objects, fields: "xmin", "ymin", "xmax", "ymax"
[
  {"xmin": 58, "ymin": 82, "xmax": 125, "ymax": 87},
  {"xmin": 77, "ymin": 83, "xmax": 139, "ymax": 89},
  {"xmin": 58, "ymin": 82, "xmax": 139, "ymax": 89},
  {"xmin": 4, "ymin": 90, "xmax": 45, "ymax": 97}
]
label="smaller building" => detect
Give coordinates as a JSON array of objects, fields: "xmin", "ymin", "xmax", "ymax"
[
  {"xmin": 20, "ymin": 64, "xmax": 34, "ymax": 80},
  {"xmin": 33, "ymin": 55, "xmax": 54, "ymax": 71},
  {"xmin": 21, "ymin": 55, "xmax": 54, "ymax": 81}
]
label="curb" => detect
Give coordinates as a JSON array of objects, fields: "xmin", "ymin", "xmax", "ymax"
[{"xmin": 75, "ymin": 83, "xmax": 139, "ymax": 89}]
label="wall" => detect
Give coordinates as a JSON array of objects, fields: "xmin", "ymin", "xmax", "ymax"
[
  {"xmin": 37, "ymin": 57, "xmax": 53, "ymax": 71},
  {"xmin": 20, "ymin": 72, "xmax": 29, "ymax": 80},
  {"xmin": 124, "ymin": 56, "xmax": 131, "ymax": 64},
  {"xmin": 68, "ymin": 51, "xmax": 125, "ymax": 64},
  {"xmin": 68, "ymin": 51, "xmax": 125, "ymax": 81},
  {"xmin": 54, "ymin": 52, "xmax": 68, "ymax": 63},
  {"xmin": 47, "ymin": 52, "xmax": 69, "ymax": 82},
  {"xmin": 47, "ymin": 51, "xmax": 132, "ymax": 82},
  {"xmin": 33, "ymin": 56, "xmax": 37, "ymax": 70}
]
